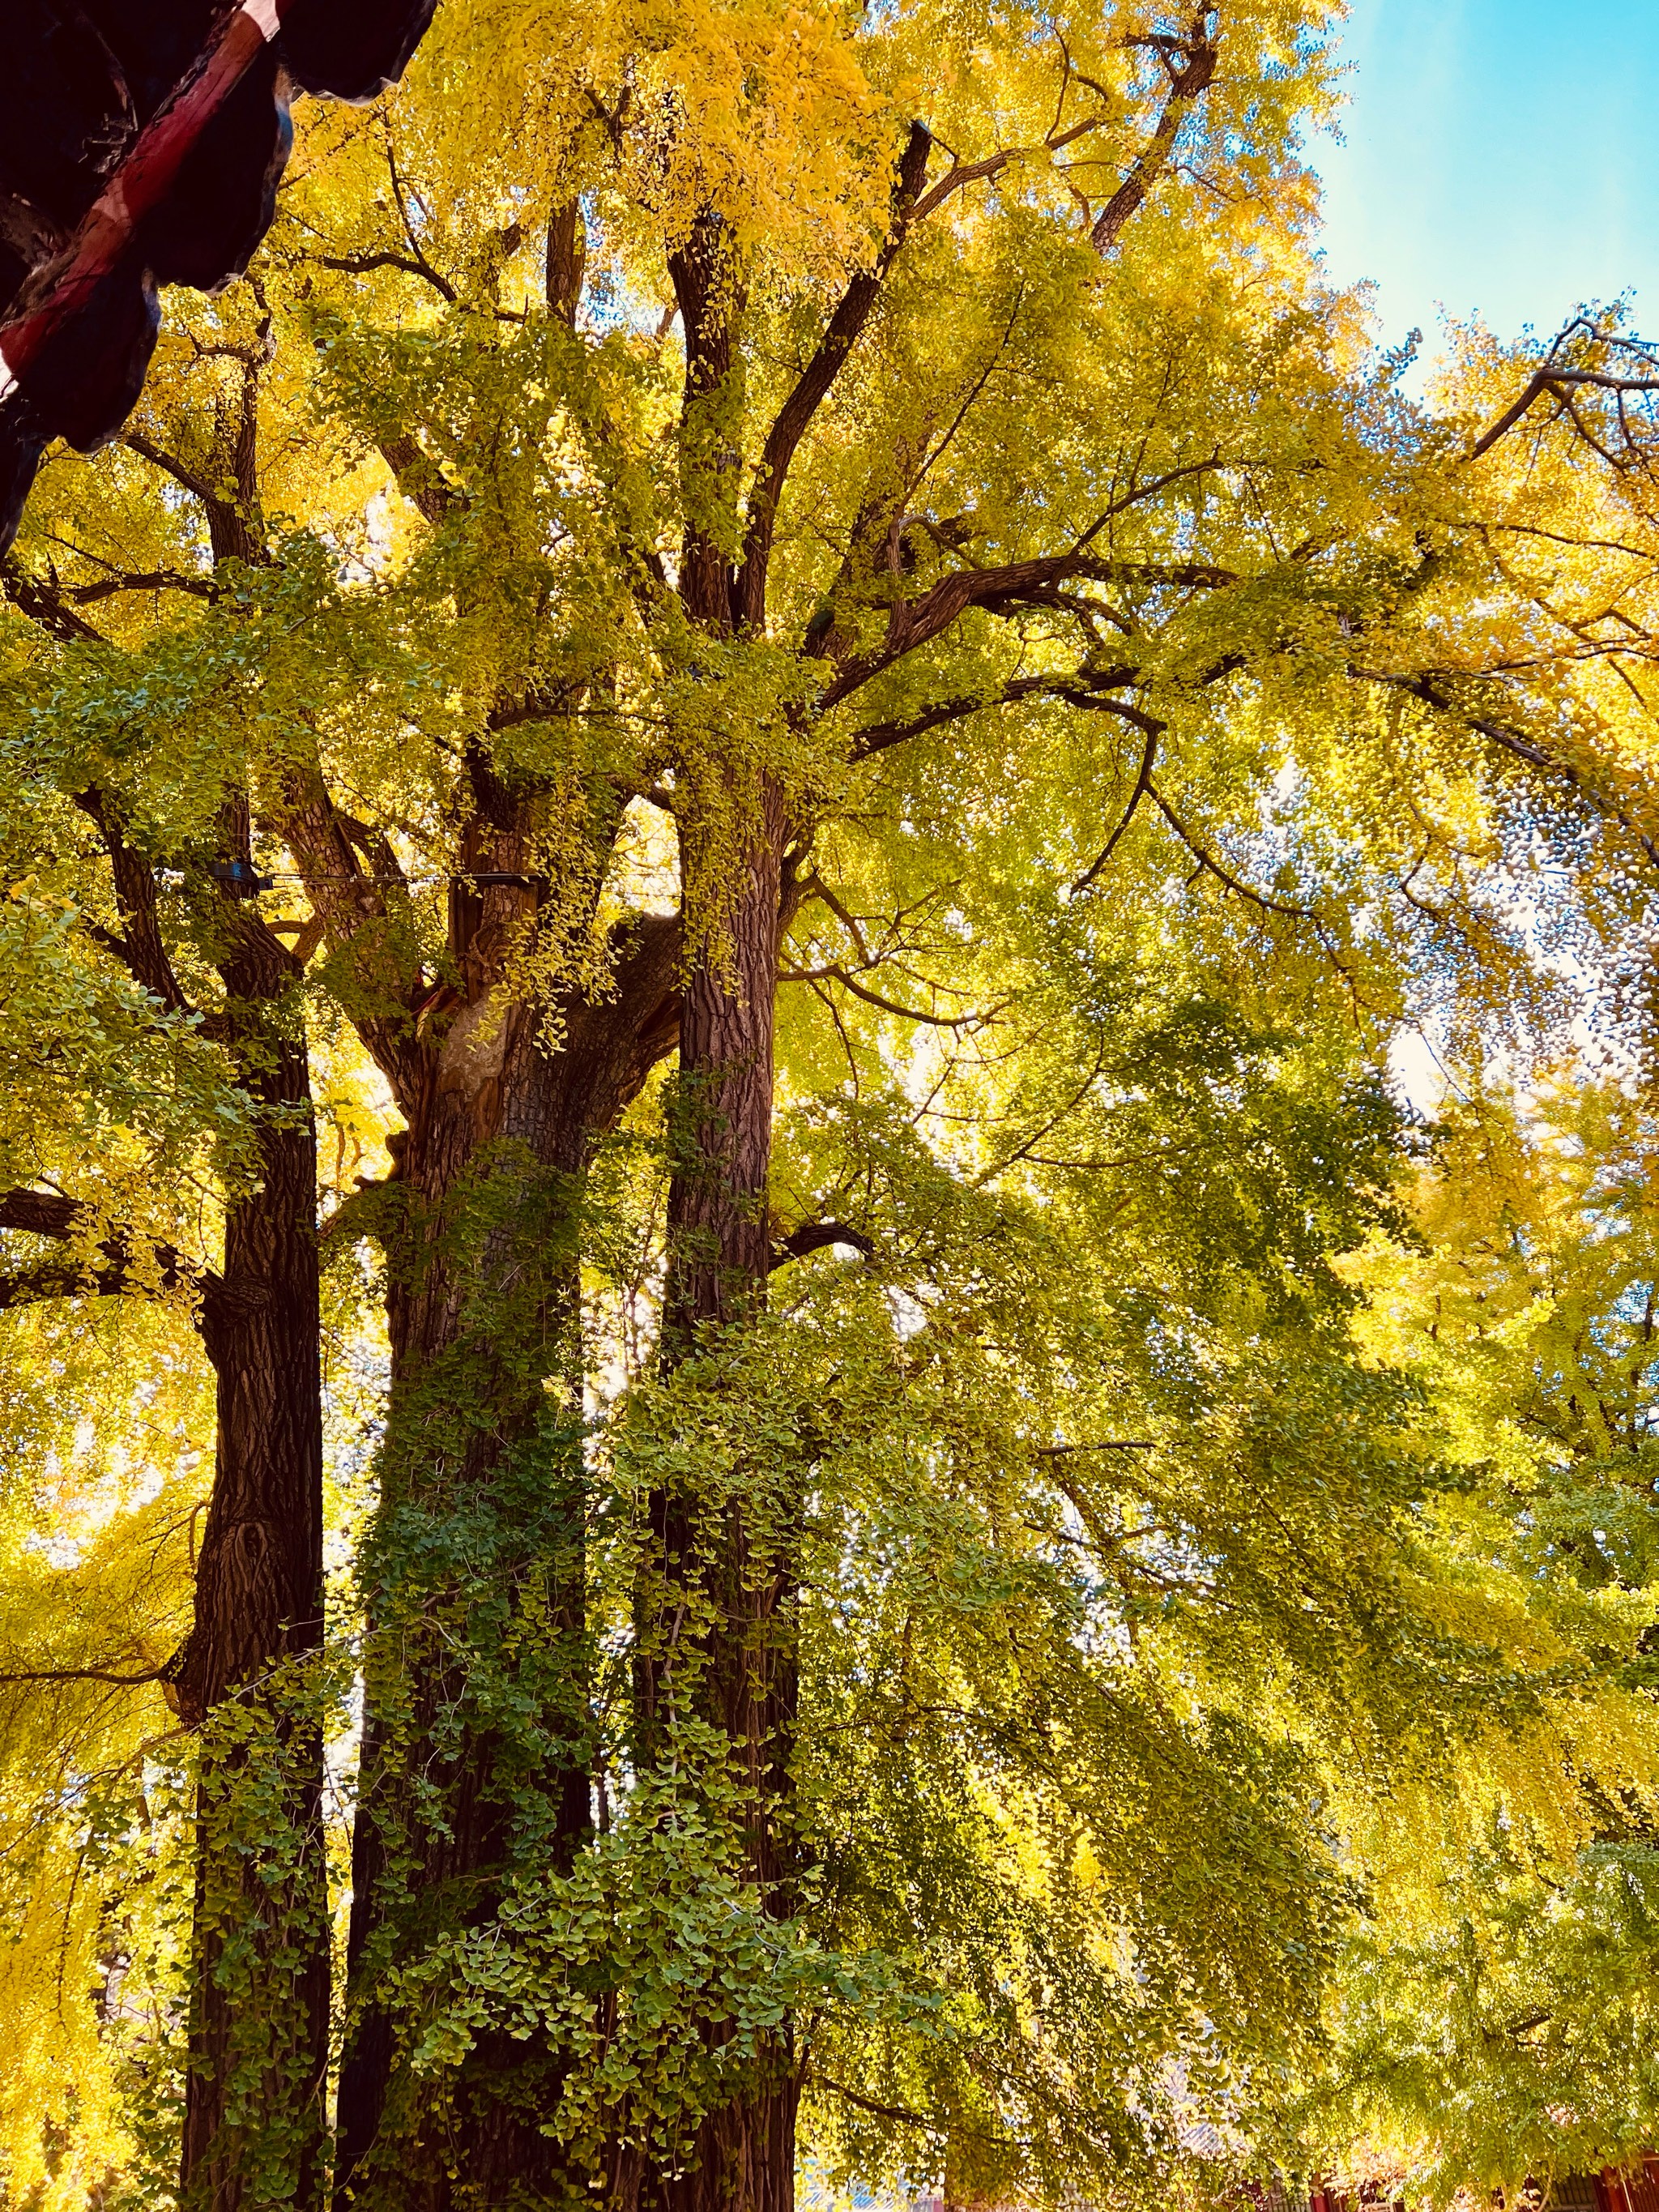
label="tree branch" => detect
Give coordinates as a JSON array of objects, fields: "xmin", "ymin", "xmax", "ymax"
[
  {"xmin": 269, "ymin": 765, "xmax": 430, "ymax": 1112},
  {"xmin": 818, "ymin": 468, "xmax": 1224, "ymax": 706},
  {"xmin": 736, "ymin": 122, "xmax": 934, "ymax": 626},
  {"xmin": 313, "ymin": 250, "xmax": 458, "ymax": 305},
  {"xmin": 782, "ymin": 959, "xmax": 994, "ymax": 1029},
  {"xmin": 378, "ymin": 433, "xmax": 465, "ymax": 527},
  {"xmin": 74, "ymin": 788, "xmax": 193, "ymax": 1016},
  {"xmin": 1092, "ymin": 6, "xmax": 1219, "ymax": 254},
  {"xmin": 1473, "ymin": 366, "xmax": 1659, "ymax": 460},
  {"xmin": 0, "ymin": 1188, "xmax": 208, "ymax": 1322},
  {"xmin": 1149, "ymin": 781, "xmax": 1320, "ymax": 920},
  {"xmin": 1034, "ymin": 1439, "xmax": 1156, "ymax": 1454},
  {"xmin": 546, "ymin": 202, "xmax": 587, "ymax": 327},
  {"xmin": 1356, "ymin": 665, "xmax": 1659, "ymax": 873},
  {"xmin": 846, "ymin": 665, "xmax": 1146, "ymax": 758},
  {"xmin": 1, "ymin": 556, "xmax": 109, "ymax": 644},
  {"xmin": 122, "ymin": 433, "xmax": 216, "ymax": 508},
  {"xmin": 769, "ymin": 1220, "xmax": 876, "ymax": 1270},
  {"xmin": 812, "ymin": 2075, "xmax": 1009, "ymax": 2145},
  {"xmin": 0, "ymin": 1661, "xmax": 167, "ymax": 1688},
  {"xmin": 124, "ymin": 432, "xmax": 266, "ymax": 569},
  {"xmin": 1071, "ymin": 720, "xmax": 1162, "ymax": 893},
  {"xmin": 846, "ymin": 690, "xmax": 1006, "ymax": 759},
  {"xmin": 65, "ymin": 567, "xmax": 220, "ymax": 605},
  {"xmin": 0, "ymin": 1246, "xmax": 194, "ymax": 1313},
  {"xmin": 0, "ymin": 1190, "xmax": 78, "ymax": 1238}
]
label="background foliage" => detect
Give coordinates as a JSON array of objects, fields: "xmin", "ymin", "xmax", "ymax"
[{"xmin": 1, "ymin": 0, "xmax": 1658, "ymax": 2205}]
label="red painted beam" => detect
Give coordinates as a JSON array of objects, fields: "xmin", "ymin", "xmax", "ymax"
[
  {"xmin": 0, "ymin": 0, "xmax": 286, "ymax": 399},
  {"xmin": 0, "ymin": 0, "xmax": 434, "ymax": 552},
  {"xmin": 0, "ymin": 0, "xmax": 287, "ymax": 395}
]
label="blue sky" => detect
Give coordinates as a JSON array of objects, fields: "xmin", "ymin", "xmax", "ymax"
[{"xmin": 1311, "ymin": 0, "xmax": 1659, "ymax": 355}]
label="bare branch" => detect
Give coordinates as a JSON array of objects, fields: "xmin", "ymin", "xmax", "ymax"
[
  {"xmin": 1469, "ymin": 318, "xmax": 1659, "ymax": 463},
  {"xmin": 909, "ymin": 149, "xmax": 1016, "ymax": 225},
  {"xmin": 122, "ymin": 433, "xmax": 216, "ymax": 509},
  {"xmin": 847, "ymin": 690, "xmax": 1008, "ymax": 759}
]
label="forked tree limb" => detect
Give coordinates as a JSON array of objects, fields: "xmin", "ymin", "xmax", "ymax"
[
  {"xmin": 740, "ymin": 20, "xmax": 1224, "ymax": 644},
  {"xmin": 819, "ymin": 468, "xmax": 1225, "ymax": 706},
  {"xmin": 1092, "ymin": 5, "xmax": 1220, "ymax": 254},
  {"xmin": 1470, "ymin": 314, "xmax": 1659, "ymax": 460},
  {"xmin": 73, "ymin": 787, "xmax": 194, "ymax": 1016},
  {"xmin": 1472, "ymin": 365, "xmax": 1659, "ymax": 460},
  {"xmin": 313, "ymin": 250, "xmax": 457, "ymax": 305},
  {"xmin": 736, "ymin": 122, "xmax": 934, "ymax": 626},
  {"xmin": 1, "ymin": 553, "xmax": 109, "ymax": 644}
]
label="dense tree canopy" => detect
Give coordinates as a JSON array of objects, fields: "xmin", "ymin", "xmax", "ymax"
[{"xmin": 1, "ymin": 2, "xmax": 1658, "ymax": 2210}]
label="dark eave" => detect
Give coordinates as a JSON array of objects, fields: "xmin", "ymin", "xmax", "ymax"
[{"xmin": 0, "ymin": 0, "xmax": 436, "ymax": 553}]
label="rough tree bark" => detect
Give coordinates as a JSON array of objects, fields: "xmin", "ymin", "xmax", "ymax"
[
  {"xmin": 616, "ymin": 777, "xmax": 802, "ymax": 2212},
  {"xmin": 318, "ymin": 757, "xmax": 680, "ymax": 2211},
  {"xmin": 173, "ymin": 822, "xmax": 330, "ymax": 2212},
  {"xmin": 0, "ymin": 764, "xmax": 337, "ymax": 2212},
  {"xmin": 34, "ymin": 373, "xmax": 345, "ymax": 2212},
  {"xmin": 612, "ymin": 67, "xmax": 1219, "ymax": 2189}
]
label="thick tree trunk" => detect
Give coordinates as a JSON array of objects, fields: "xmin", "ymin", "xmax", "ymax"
[
  {"xmin": 333, "ymin": 786, "xmax": 680, "ymax": 2210},
  {"xmin": 637, "ymin": 780, "xmax": 802, "ymax": 2212},
  {"xmin": 662, "ymin": 781, "xmax": 787, "ymax": 1347},
  {"xmin": 173, "ymin": 916, "xmax": 329, "ymax": 2212}
]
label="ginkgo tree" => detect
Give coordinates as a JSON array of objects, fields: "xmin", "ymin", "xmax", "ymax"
[
  {"xmin": 1286, "ymin": 1075, "xmax": 1659, "ymax": 2204},
  {"xmin": 4, "ymin": 0, "xmax": 1659, "ymax": 2207}
]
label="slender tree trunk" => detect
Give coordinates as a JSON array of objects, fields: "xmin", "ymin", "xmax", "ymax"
[
  {"xmin": 636, "ymin": 779, "xmax": 802, "ymax": 2212},
  {"xmin": 173, "ymin": 907, "xmax": 329, "ymax": 2212}
]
